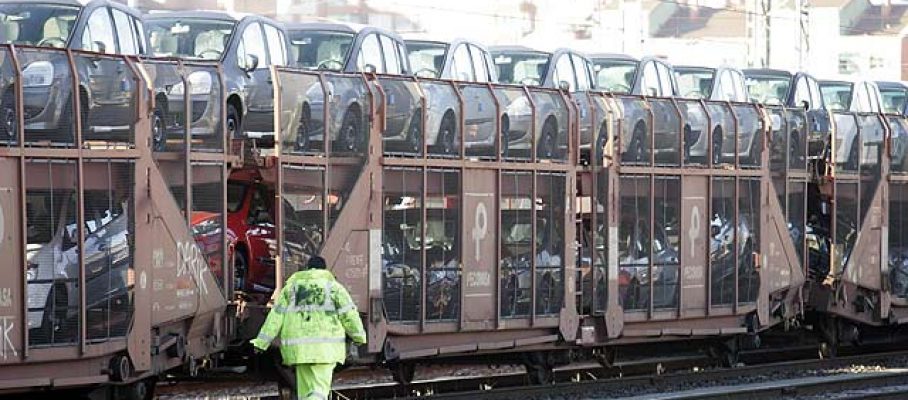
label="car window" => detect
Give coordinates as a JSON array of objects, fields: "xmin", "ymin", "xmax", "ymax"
[
  {"xmin": 485, "ymin": 52, "xmax": 497, "ymax": 82},
  {"xmin": 397, "ymin": 42, "xmax": 409, "ymax": 74},
  {"xmin": 406, "ymin": 41, "xmax": 446, "ymax": 78},
  {"xmin": 263, "ymin": 24, "xmax": 287, "ymax": 66},
  {"xmin": 357, "ymin": 33, "xmax": 384, "ymax": 73},
  {"xmin": 238, "ymin": 22, "xmax": 268, "ymax": 68},
  {"xmin": 719, "ymin": 70, "xmax": 738, "ymax": 101},
  {"xmin": 493, "ymin": 51, "xmax": 548, "ymax": 86},
  {"xmin": 380, "ymin": 35, "xmax": 402, "ymax": 74},
  {"xmin": 593, "ymin": 60, "xmax": 636, "ymax": 93},
  {"xmin": 0, "ymin": 3, "xmax": 80, "ymax": 47},
  {"xmin": 794, "ymin": 77, "xmax": 810, "ymax": 107},
  {"xmin": 289, "ymin": 30, "xmax": 353, "ymax": 70},
  {"xmin": 808, "ymin": 77, "xmax": 823, "ymax": 110},
  {"xmin": 854, "ymin": 83, "xmax": 871, "ymax": 112},
  {"xmin": 133, "ymin": 17, "xmax": 146, "ymax": 55},
  {"xmin": 572, "ymin": 54, "xmax": 591, "ymax": 91},
  {"xmin": 111, "ymin": 9, "xmax": 136, "ymax": 55},
  {"xmin": 640, "ymin": 61, "xmax": 659, "ymax": 96},
  {"xmin": 867, "ymin": 83, "xmax": 881, "ymax": 113},
  {"xmin": 552, "ymin": 54, "xmax": 576, "ymax": 91},
  {"xmin": 732, "ymin": 71, "xmax": 747, "ymax": 102},
  {"xmin": 81, "ymin": 7, "xmax": 116, "ymax": 53},
  {"xmin": 656, "ymin": 62, "xmax": 674, "ymax": 96},
  {"xmin": 470, "ymin": 45, "xmax": 489, "ymax": 83},
  {"xmin": 880, "ymin": 87, "xmax": 907, "ymax": 114},
  {"xmin": 450, "ymin": 44, "xmax": 474, "ymax": 81},
  {"xmin": 147, "ymin": 18, "xmax": 234, "ymax": 60}
]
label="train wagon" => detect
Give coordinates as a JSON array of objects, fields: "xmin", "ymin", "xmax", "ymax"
[
  {"xmin": 269, "ymin": 64, "xmax": 807, "ymax": 383},
  {"xmin": 0, "ymin": 49, "xmax": 232, "ymax": 398}
]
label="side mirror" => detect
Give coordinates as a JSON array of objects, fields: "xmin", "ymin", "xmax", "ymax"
[
  {"xmin": 93, "ymin": 40, "xmax": 106, "ymax": 54},
  {"xmin": 363, "ymin": 63, "xmax": 377, "ymax": 74},
  {"xmin": 242, "ymin": 54, "xmax": 259, "ymax": 73},
  {"xmin": 558, "ymin": 80, "xmax": 571, "ymax": 91},
  {"xmin": 801, "ymin": 100, "xmax": 810, "ymax": 111}
]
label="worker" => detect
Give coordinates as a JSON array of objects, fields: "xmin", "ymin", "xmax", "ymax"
[{"xmin": 251, "ymin": 255, "xmax": 366, "ymax": 400}]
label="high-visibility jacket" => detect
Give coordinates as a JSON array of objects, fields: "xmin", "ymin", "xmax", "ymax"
[{"xmin": 250, "ymin": 269, "xmax": 367, "ymax": 365}]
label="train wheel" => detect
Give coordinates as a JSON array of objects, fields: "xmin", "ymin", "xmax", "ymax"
[
  {"xmin": 115, "ymin": 378, "xmax": 155, "ymax": 400},
  {"xmin": 594, "ymin": 347, "xmax": 617, "ymax": 368},
  {"xmin": 523, "ymin": 352, "xmax": 555, "ymax": 385},
  {"xmin": 391, "ymin": 362, "xmax": 416, "ymax": 386}
]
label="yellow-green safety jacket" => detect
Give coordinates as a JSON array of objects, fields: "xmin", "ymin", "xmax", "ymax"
[{"xmin": 250, "ymin": 269, "xmax": 366, "ymax": 365}]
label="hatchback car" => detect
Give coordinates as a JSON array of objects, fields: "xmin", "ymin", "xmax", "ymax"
[
  {"xmin": 0, "ymin": 0, "xmax": 149, "ymax": 145},
  {"xmin": 818, "ymin": 79, "xmax": 884, "ymax": 170},
  {"xmin": 743, "ymin": 69, "xmax": 830, "ymax": 158},
  {"xmin": 146, "ymin": 11, "xmax": 290, "ymax": 147},
  {"xmin": 405, "ymin": 36, "xmax": 499, "ymax": 154},
  {"xmin": 491, "ymin": 46, "xmax": 596, "ymax": 159},
  {"xmin": 285, "ymin": 21, "xmax": 412, "ymax": 153}
]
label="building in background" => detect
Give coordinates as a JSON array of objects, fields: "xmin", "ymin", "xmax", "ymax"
[{"xmin": 121, "ymin": 0, "xmax": 908, "ymax": 80}]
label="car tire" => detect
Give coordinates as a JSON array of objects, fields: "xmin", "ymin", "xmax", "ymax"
[
  {"xmin": 407, "ymin": 108, "xmax": 423, "ymax": 154},
  {"xmin": 595, "ymin": 122, "xmax": 607, "ymax": 163},
  {"xmin": 0, "ymin": 88, "xmax": 16, "ymax": 141},
  {"xmin": 500, "ymin": 115, "xmax": 510, "ymax": 157},
  {"xmin": 711, "ymin": 127, "xmax": 723, "ymax": 165},
  {"xmin": 151, "ymin": 105, "xmax": 166, "ymax": 151},
  {"xmin": 339, "ymin": 106, "xmax": 361, "ymax": 153},
  {"xmin": 121, "ymin": 379, "xmax": 155, "ymax": 400},
  {"xmin": 630, "ymin": 123, "xmax": 646, "ymax": 164},
  {"xmin": 234, "ymin": 249, "xmax": 249, "ymax": 292},
  {"xmin": 33, "ymin": 285, "xmax": 68, "ymax": 345},
  {"xmin": 295, "ymin": 105, "xmax": 310, "ymax": 152},
  {"xmin": 437, "ymin": 112, "xmax": 455, "ymax": 155},
  {"xmin": 226, "ymin": 103, "xmax": 240, "ymax": 142},
  {"xmin": 846, "ymin": 139, "xmax": 859, "ymax": 171},
  {"xmin": 537, "ymin": 118, "xmax": 557, "ymax": 159}
]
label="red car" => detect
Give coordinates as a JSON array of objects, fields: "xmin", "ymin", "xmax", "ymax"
[
  {"xmin": 226, "ymin": 169, "xmax": 277, "ymax": 293},
  {"xmin": 190, "ymin": 211, "xmax": 237, "ymax": 285}
]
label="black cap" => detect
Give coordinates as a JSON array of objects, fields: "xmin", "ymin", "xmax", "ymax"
[{"xmin": 307, "ymin": 256, "xmax": 327, "ymax": 270}]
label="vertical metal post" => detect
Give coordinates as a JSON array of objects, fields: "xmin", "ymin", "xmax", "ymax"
[
  {"xmin": 272, "ymin": 66, "xmax": 283, "ymax": 293},
  {"xmin": 420, "ymin": 166, "xmax": 427, "ymax": 330},
  {"xmin": 530, "ymin": 170, "xmax": 537, "ymax": 324},
  {"xmin": 65, "ymin": 50, "xmax": 86, "ymax": 353},
  {"xmin": 10, "ymin": 45, "xmax": 27, "ymax": 358}
]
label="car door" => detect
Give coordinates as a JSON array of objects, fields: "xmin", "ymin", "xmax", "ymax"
[
  {"xmin": 379, "ymin": 34, "xmax": 413, "ymax": 136},
  {"xmin": 109, "ymin": 8, "xmax": 139, "ymax": 128},
  {"xmin": 78, "ymin": 6, "xmax": 119, "ymax": 136},
  {"xmin": 806, "ymin": 75, "xmax": 830, "ymax": 135},
  {"xmin": 468, "ymin": 44, "xmax": 496, "ymax": 135},
  {"xmin": 571, "ymin": 53, "xmax": 594, "ymax": 147},
  {"xmin": 260, "ymin": 23, "xmax": 287, "ymax": 135},
  {"xmin": 236, "ymin": 21, "xmax": 273, "ymax": 135}
]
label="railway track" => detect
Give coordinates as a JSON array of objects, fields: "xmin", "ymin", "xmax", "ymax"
[{"xmin": 172, "ymin": 344, "xmax": 902, "ymax": 400}]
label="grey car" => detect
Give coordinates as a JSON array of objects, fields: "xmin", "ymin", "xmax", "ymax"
[
  {"xmin": 285, "ymin": 21, "xmax": 416, "ymax": 154},
  {"xmin": 0, "ymin": 0, "xmax": 149, "ymax": 145},
  {"xmin": 145, "ymin": 11, "xmax": 291, "ymax": 147},
  {"xmin": 405, "ymin": 37, "xmax": 499, "ymax": 155},
  {"xmin": 491, "ymin": 46, "xmax": 594, "ymax": 159},
  {"xmin": 818, "ymin": 79, "xmax": 884, "ymax": 170}
]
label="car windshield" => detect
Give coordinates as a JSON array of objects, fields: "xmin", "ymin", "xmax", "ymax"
[
  {"xmin": 746, "ymin": 75, "xmax": 790, "ymax": 105},
  {"xmin": 0, "ymin": 3, "xmax": 79, "ymax": 47},
  {"xmin": 146, "ymin": 18, "xmax": 236, "ymax": 60},
  {"xmin": 289, "ymin": 30, "xmax": 354, "ymax": 70},
  {"xmin": 819, "ymin": 82, "xmax": 853, "ymax": 111},
  {"xmin": 493, "ymin": 52, "xmax": 550, "ymax": 86},
  {"xmin": 406, "ymin": 41, "xmax": 447, "ymax": 78},
  {"xmin": 880, "ymin": 87, "xmax": 907, "ymax": 114},
  {"xmin": 592, "ymin": 60, "xmax": 637, "ymax": 93},
  {"xmin": 675, "ymin": 68, "xmax": 715, "ymax": 99}
]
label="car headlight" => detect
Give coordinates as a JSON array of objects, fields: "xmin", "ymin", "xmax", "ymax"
[
  {"xmin": 170, "ymin": 71, "xmax": 213, "ymax": 96},
  {"xmin": 23, "ymin": 61, "xmax": 54, "ymax": 88}
]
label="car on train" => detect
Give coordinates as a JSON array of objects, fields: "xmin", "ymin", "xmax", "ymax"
[
  {"xmin": 878, "ymin": 81, "xmax": 908, "ymax": 169},
  {"xmin": 284, "ymin": 20, "xmax": 413, "ymax": 154},
  {"xmin": 818, "ymin": 78, "xmax": 884, "ymax": 170},
  {"xmin": 145, "ymin": 10, "xmax": 290, "ymax": 147},
  {"xmin": 743, "ymin": 68, "xmax": 830, "ymax": 159},
  {"xmin": 0, "ymin": 0, "xmax": 149, "ymax": 145},
  {"xmin": 491, "ymin": 46, "xmax": 595, "ymax": 159},
  {"xmin": 404, "ymin": 36, "xmax": 499, "ymax": 155}
]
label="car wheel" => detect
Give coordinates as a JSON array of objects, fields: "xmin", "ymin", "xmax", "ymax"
[
  {"xmin": 295, "ymin": 105, "xmax": 310, "ymax": 152},
  {"xmin": 537, "ymin": 119, "xmax": 557, "ymax": 159},
  {"xmin": 151, "ymin": 105, "xmax": 166, "ymax": 151},
  {"xmin": 339, "ymin": 107, "xmax": 361, "ymax": 152},
  {"xmin": 34, "ymin": 285, "xmax": 68, "ymax": 344},
  {"xmin": 234, "ymin": 249, "xmax": 249, "ymax": 292},
  {"xmin": 226, "ymin": 103, "xmax": 240, "ymax": 142},
  {"xmin": 500, "ymin": 115, "xmax": 510, "ymax": 157},
  {"xmin": 438, "ymin": 113, "xmax": 455, "ymax": 155},
  {"xmin": 0, "ymin": 89, "xmax": 16, "ymax": 141},
  {"xmin": 631, "ymin": 124, "xmax": 646, "ymax": 163},
  {"xmin": 407, "ymin": 109, "xmax": 423, "ymax": 154},
  {"xmin": 846, "ymin": 139, "xmax": 859, "ymax": 170},
  {"xmin": 711, "ymin": 127, "xmax": 723, "ymax": 165},
  {"xmin": 121, "ymin": 378, "xmax": 155, "ymax": 400},
  {"xmin": 595, "ymin": 122, "xmax": 607, "ymax": 163}
]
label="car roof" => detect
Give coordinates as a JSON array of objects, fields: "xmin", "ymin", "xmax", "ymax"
[
  {"xmin": 588, "ymin": 53, "xmax": 638, "ymax": 63},
  {"xmin": 742, "ymin": 68, "xmax": 793, "ymax": 78},
  {"xmin": 0, "ymin": 0, "xmax": 85, "ymax": 6},
  {"xmin": 489, "ymin": 45, "xmax": 549, "ymax": 55},
  {"xmin": 285, "ymin": 20, "xmax": 403, "ymax": 41},
  {"xmin": 876, "ymin": 80, "xmax": 907, "ymax": 90},
  {"xmin": 145, "ymin": 10, "xmax": 256, "ymax": 23},
  {"xmin": 675, "ymin": 65, "xmax": 715, "ymax": 73}
]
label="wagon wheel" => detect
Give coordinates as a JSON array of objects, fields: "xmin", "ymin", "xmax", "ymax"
[{"xmin": 391, "ymin": 362, "xmax": 416, "ymax": 385}]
